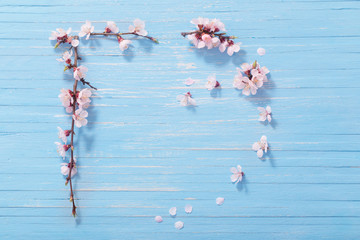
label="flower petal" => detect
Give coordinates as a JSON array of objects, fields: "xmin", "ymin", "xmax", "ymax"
[
  {"xmin": 185, "ymin": 204, "xmax": 192, "ymax": 214},
  {"xmin": 216, "ymin": 197, "xmax": 224, "ymax": 206},
  {"xmin": 174, "ymin": 221, "xmax": 184, "ymax": 230},
  {"xmin": 169, "ymin": 207, "xmax": 177, "ymax": 216},
  {"xmin": 154, "ymin": 216, "xmax": 163, "ymax": 223}
]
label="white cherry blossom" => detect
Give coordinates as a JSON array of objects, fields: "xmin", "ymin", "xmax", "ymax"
[
  {"xmin": 227, "ymin": 42, "xmax": 241, "ymax": 56},
  {"xmin": 79, "ymin": 21, "xmax": 94, "ymax": 40},
  {"xmin": 61, "ymin": 157, "xmax": 77, "ymax": 177},
  {"xmin": 258, "ymin": 106, "xmax": 272, "ymax": 122},
  {"xmin": 105, "ymin": 21, "xmax": 119, "ymax": 33},
  {"xmin": 252, "ymin": 135, "xmax": 269, "ymax": 158},
  {"xmin": 119, "ymin": 39, "xmax": 132, "ymax": 51},
  {"xmin": 177, "ymin": 92, "xmax": 196, "ymax": 106},
  {"xmin": 190, "ymin": 17, "xmax": 210, "ymax": 29},
  {"xmin": 73, "ymin": 109, "xmax": 88, "ymax": 128},
  {"xmin": 219, "ymin": 41, "xmax": 228, "ymax": 53},
  {"xmin": 230, "ymin": 165, "xmax": 244, "ymax": 183},
  {"xmin": 49, "ymin": 28, "xmax": 71, "ymax": 41},
  {"xmin": 57, "ymin": 127, "xmax": 70, "ymax": 143},
  {"xmin": 205, "ymin": 74, "xmax": 220, "ymax": 90},
  {"xmin": 129, "ymin": 19, "xmax": 147, "ymax": 36},
  {"xmin": 233, "ymin": 72, "xmax": 258, "ymax": 96},
  {"xmin": 55, "ymin": 142, "xmax": 70, "ymax": 159},
  {"xmin": 77, "ymin": 88, "xmax": 92, "ymax": 109},
  {"xmin": 73, "ymin": 65, "xmax": 88, "ymax": 81},
  {"xmin": 59, "ymin": 88, "xmax": 73, "ymax": 113},
  {"xmin": 57, "ymin": 50, "xmax": 72, "ymax": 64}
]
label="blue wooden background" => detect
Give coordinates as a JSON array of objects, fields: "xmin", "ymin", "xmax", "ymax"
[{"xmin": 1, "ymin": 0, "xmax": 360, "ymax": 239}]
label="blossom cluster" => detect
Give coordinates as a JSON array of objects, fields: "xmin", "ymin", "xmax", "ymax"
[
  {"xmin": 233, "ymin": 61, "xmax": 270, "ymax": 96},
  {"xmin": 183, "ymin": 17, "xmax": 241, "ymax": 56}
]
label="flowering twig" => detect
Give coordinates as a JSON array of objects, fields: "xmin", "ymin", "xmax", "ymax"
[
  {"xmin": 181, "ymin": 17, "xmax": 241, "ymax": 56},
  {"xmin": 52, "ymin": 19, "xmax": 157, "ymax": 217}
]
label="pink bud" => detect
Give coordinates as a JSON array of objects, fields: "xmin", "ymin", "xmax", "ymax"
[
  {"xmin": 63, "ymin": 144, "xmax": 71, "ymax": 151},
  {"xmin": 105, "ymin": 27, "xmax": 111, "ymax": 33},
  {"xmin": 64, "ymin": 130, "xmax": 71, "ymax": 136}
]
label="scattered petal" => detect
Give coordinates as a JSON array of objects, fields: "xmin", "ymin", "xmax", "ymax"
[
  {"xmin": 174, "ymin": 221, "xmax": 184, "ymax": 230},
  {"xmin": 185, "ymin": 204, "xmax": 192, "ymax": 214},
  {"xmin": 257, "ymin": 47, "xmax": 266, "ymax": 56},
  {"xmin": 169, "ymin": 207, "xmax": 177, "ymax": 216},
  {"xmin": 230, "ymin": 165, "xmax": 244, "ymax": 183},
  {"xmin": 216, "ymin": 197, "xmax": 224, "ymax": 206},
  {"xmin": 154, "ymin": 216, "xmax": 163, "ymax": 223},
  {"xmin": 184, "ymin": 77, "xmax": 195, "ymax": 86}
]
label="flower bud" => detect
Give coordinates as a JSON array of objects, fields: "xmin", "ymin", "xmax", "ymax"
[
  {"xmin": 64, "ymin": 130, "xmax": 71, "ymax": 136},
  {"xmin": 72, "ymin": 207, "xmax": 77, "ymax": 217},
  {"xmin": 63, "ymin": 144, "xmax": 71, "ymax": 151}
]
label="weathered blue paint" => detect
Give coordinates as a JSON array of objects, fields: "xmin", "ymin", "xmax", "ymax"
[{"xmin": 0, "ymin": 0, "xmax": 359, "ymax": 239}]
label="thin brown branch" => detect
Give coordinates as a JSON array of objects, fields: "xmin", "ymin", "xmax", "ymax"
[
  {"xmin": 67, "ymin": 36, "xmax": 79, "ymax": 217},
  {"xmin": 90, "ymin": 32, "xmax": 159, "ymax": 43},
  {"xmin": 181, "ymin": 30, "xmax": 236, "ymax": 40}
]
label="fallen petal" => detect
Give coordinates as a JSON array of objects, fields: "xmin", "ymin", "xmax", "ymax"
[
  {"xmin": 257, "ymin": 47, "xmax": 266, "ymax": 56},
  {"xmin": 169, "ymin": 207, "xmax": 177, "ymax": 216},
  {"xmin": 216, "ymin": 197, "xmax": 224, "ymax": 206},
  {"xmin": 174, "ymin": 221, "xmax": 184, "ymax": 230},
  {"xmin": 154, "ymin": 216, "xmax": 163, "ymax": 223},
  {"xmin": 185, "ymin": 204, "xmax": 192, "ymax": 214}
]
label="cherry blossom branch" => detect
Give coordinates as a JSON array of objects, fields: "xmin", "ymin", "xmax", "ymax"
[
  {"xmin": 52, "ymin": 19, "xmax": 158, "ymax": 217},
  {"xmin": 181, "ymin": 17, "xmax": 241, "ymax": 56}
]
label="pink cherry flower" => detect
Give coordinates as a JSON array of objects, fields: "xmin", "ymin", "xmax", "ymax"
[
  {"xmin": 251, "ymin": 65, "xmax": 270, "ymax": 83},
  {"xmin": 177, "ymin": 92, "xmax": 196, "ymax": 106},
  {"xmin": 184, "ymin": 77, "xmax": 195, "ymax": 86},
  {"xmin": 233, "ymin": 71, "xmax": 258, "ymax": 96},
  {"xmin": 105, "ymin": 21, "xmax": 119, "ymax": 33},
  {"xmin": 216, "ymin": 197, "xmax": 224, "ymax": 206},
  {"xmin": 59, "ymin": 89, "xmax": 74, "ymax": 113},
  {"xmin": 205, "ymin": 74, "xmax": 220, "ymax": 90},
  {"xmin": 258, "ymin": 106, "xmax": 272, "ymax": 122},
  {"xmin": 49, "ymin": 28, "xmax": 70, "ymax": 40},
  {"xmin": 73, "ymin": 109, "xmax": 88, "ymax": 128},
  {"xmin": 257, "ymin": 47, "xmax": 266, "ymax": 56},
  {"xmin": 61, "ymin": 157, "xmax": 77, "ymax": 177},
  {"xmin": 169, "ymin": 207, "xmax": 177, "ymax": 216},
  {"xmin": 252, "ymin": 135, "xmax": 269, "ymax": 158},
  {"xmin": 57, "ymin": 50, "xmax": 73, "ymax": 64},
  {"xmin": 77, "ymin": 88, "xmax": 92, "ymax": 109},
  {"xmin": 226, "ymin": 41, "xmax": 241, "ymax": 56},
  {"xmin": 55, "ymin": 142, "xmax": 71, "ymax": 159},
  {"xmin": 241, "ymin": 63, "xmax": 252, "ymax": 75},
  {"xmin": 79, "ymin": 21, "xmax": 94, "ymax": 40},
  {"xmin": 73, "ymin": 65, "xmax": 88, "ymax": 81},
  {"xmin": 207, "ymin": 18, "xmax": 226, "ymax": 32},
  {"xmin": 57, "ymin": 127, "xmax": 70, "ymax": 143},
  {"xmin": 119, "ymin": 39, "xmax": 132, "ymax": 51},
  {"xmin": 154, "ymin": 216, "xmax": 163, "ymax": 223},
  {"xmin": 129, "ymin": 19, "xmax": 147, "ymax": 36},
  {"xmin": 190, "ymin": 17, "xmax": 210, "ymax": 30},
  {"xmin": 185, "ymin": 204, "xmax": 192, "ymax": 214},
  {"xmin": 230, "ymin": 165, "xmax": 244, "ymax": 184},
  {"xmin": 49, "ymin": 28, "xmax": 78, "ymax": 47},
  {"xmin": 174, "ymin": 221, "xmax": 184, "ymax": 230},
  {"xmin": 219, "ymin": 41, "xmax": 228, "ymax": 53},
  {"xmin": 187, "ymin": 34, "xmax": 199, "ymax": 47}
]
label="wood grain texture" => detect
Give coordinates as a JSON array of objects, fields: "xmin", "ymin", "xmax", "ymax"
[{"xmin": 1, "ymin": 0, "xmax": 360, "ymax": 239}]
